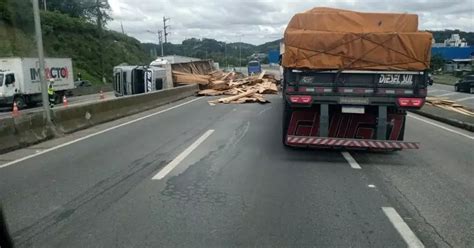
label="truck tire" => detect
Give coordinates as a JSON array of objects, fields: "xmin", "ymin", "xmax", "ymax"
[
  {"xmin": 282, "ymin": 102, "xmax": 291, "ymax": 147},
  {"xmin": 14, "ymin": 96, "xmax": 26, "ymax": 110}
]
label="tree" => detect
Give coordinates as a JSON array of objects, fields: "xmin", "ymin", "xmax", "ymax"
[
  {"xmin": 0, "ymin": 0, "xmax": 34, "ymax": 29},
  {"xmin": 430, "ymin": 54, "xmax": 445, "ymax": 72},
  {"xmin": 44, "ymin": 0, "xmax": 111, "ymax": 26}
]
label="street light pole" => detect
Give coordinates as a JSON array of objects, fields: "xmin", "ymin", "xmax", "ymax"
[{"xmin": 32, "ymin": 0, "xmax": 52, "ymax": 124}]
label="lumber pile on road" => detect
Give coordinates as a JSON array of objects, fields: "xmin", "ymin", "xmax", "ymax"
[
  {"xmin": 426, "ymin": 97, "xmax": 474, "ymax": 117},
  {"xmin": 172, "ymin": 70, "xmax": 279, "ymax": 104}
]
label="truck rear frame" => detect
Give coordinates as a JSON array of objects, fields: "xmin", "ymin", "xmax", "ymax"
[{"xmin": 282, "ymin": 69, "xmax": 428, "ymax": 150}]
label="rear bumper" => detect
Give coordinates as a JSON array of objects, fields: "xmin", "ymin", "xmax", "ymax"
[{"xmin": 286, "ymin": 135, "xmax": 419, "ymax": 149}]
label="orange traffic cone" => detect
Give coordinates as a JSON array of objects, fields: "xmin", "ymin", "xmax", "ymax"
[
  {"xmin": 12, "ymin": 102, "xmax": 19, "ymax": 117},
  {"xmin": 99, "ymin": 90, "xmax": 105, "ymax": 100},
  {"xmin": 63, "ymin": 95, "xmax": 68, "ymax": 107}
]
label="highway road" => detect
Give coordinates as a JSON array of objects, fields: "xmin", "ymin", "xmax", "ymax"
[
  {"xmin": 0, "ymin": 91, "xmax": 116, "ymax": 119},
  {"xmin": 428, "ymin": 84, "xmax": 474, "ymax": 109},
  {"xmin": 0, "ymin": 95, "xmax": 473, "ymax": 247}
]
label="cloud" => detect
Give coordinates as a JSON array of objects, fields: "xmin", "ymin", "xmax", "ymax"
[{"xmin": 107, "ymin": 0, "xmax": 474, "ymax": 45}]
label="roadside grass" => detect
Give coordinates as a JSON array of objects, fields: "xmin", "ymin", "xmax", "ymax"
[{"xmin": 432, "ymin": 74, "xmax": 460, "ymax": 86}]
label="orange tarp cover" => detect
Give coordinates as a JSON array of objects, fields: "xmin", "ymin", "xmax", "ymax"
[{"xmin": 282, "ymin": 7, "xmax": 433, "ymax": 70}]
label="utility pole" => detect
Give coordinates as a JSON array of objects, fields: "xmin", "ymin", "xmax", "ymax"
[
  {"xmin": 158, "ymin": 30, "xmax": 164, "ymax": 56},
  {"xmin": 43, "ymin": 0, "xmax": 47, "ymax": 10},
  {"xmin": 163, "ymin": 16, "xmax": 170, "ymax": 43},
  {"xmin": 224, "ymin": 42, "xmax": 227, "ymax": 69},
  {"xmin": 120, "ymin": 21, "xmax": 125, "ymax": 34},
  {"xmin": 96, "ymin": 0, "xmax": 105, "ymax": 83},
  {"xmin": 239, "ymin": 36, "xmax": 242, "ymax": 68},
  {"xmin": 32, "ymin": 0, "xmax": 52, "ymax": 124}
]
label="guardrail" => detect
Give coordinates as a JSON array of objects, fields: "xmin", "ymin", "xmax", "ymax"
[{"xmin": 0, "ymin": 85, "xmax": 199, "ymax": 154}]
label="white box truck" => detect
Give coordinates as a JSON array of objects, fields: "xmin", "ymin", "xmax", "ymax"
[{"xmin": 0, "ymin": 57, "xmax": 75, "ymax": 109}]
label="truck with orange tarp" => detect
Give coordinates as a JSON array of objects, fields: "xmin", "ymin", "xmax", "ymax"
[{"xmin": 281, "ymin": 8, "xmax": 432, "ymax": 150}]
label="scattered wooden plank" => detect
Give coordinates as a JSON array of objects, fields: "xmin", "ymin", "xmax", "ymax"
[
  {"xmin": 198, "ymin": 89, "xmax": 224, "ymax": 96},
  {"xmin": 217, "ymin": 89, "xmax": 258, "ymax": 104},
  {"xmin": 425, "ymin": 96, "xmax": 474, "ymax": 116},
  {"xmin": 209, "ymin": 80, "xmax": 229, "ymax": 90}
]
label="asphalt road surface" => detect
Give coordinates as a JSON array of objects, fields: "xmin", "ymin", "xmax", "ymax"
[
  {"xmin": 0, "ymin": 91, "xmax": 116, "ymax": 119},
  {"xmin": 428, "ymin": 83, "xmax": 474, "ymax": 109},
  {"xmin": 0, "ymin": 95, "xmax": 473, "ymax": 247}
]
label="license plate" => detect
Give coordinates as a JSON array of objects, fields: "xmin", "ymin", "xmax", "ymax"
[{"xmin": 342, "ymin": 106, "xmax": 365, "ymax": 114}]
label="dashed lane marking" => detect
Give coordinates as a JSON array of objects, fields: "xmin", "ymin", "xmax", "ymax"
[
  {"xmin": 152, "ymin": 129, "xmax": 214, "ymax": 180},
  {"xmin": 382, "ymin": 207, "xmax": 424, "ymax": 248},
  {"xmin": 341, "ymin": 151, "xmax": 362, "ymax": 169}
]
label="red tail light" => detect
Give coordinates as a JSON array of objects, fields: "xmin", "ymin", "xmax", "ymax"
[
  {"xmin": 398, "ymin": 98, "xmax": 424, "ymax": 107},
  {"xmin": 290, "ymin": 95, "xmax": 312, "ymax": 104}
]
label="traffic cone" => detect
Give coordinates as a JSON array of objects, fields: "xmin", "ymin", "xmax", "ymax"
[
  {"xmin": 63, "ymin": 95, "xmax": 68, "ymax": 107},
  {"xmin": 99, "ymin": 90, "xmax": 105, "ymax": 100},
  {"xmin": 12, "ymin": 102, "xmax": 19, "ymax": 117}
]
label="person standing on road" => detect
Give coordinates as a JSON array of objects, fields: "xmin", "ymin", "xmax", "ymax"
[
  {"xmin": 77, "ymin": 72, "xmax": 82, "ymax": 81},
  {"xmin": 48, "ymin": 79, "xmax": 55, "ymax": 108}
]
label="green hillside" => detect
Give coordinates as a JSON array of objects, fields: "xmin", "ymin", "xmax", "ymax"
[
  {"xmin": 0, "ymin": 1, "xmax": 152, "ymax": 84},
  {"xmin": 2, "ymin": 0, "xmax": 472, "ymax": 82}
]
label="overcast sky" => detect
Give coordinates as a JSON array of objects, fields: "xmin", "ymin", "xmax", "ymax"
[{"xmin": 107, "ymin": 0, "xmax": 474, "ymax": 45}]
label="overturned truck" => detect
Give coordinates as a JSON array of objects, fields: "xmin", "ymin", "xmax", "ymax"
[{"xmin": 281, "ymin": 7, "xmax": 432, "ymax": 150}]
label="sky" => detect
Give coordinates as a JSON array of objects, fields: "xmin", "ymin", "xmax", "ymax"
[{"xmin": 107, "ymin": 0, "xmax": 474, "ymax": 45}]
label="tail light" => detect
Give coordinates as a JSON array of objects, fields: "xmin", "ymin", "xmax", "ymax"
[
  {"xmin": 289, "ymin": 95, "xmax": 312, "ymax": 104},
  {"xmin": 398, "ymin": 98, "xmax": 424, "ymax": 107}
]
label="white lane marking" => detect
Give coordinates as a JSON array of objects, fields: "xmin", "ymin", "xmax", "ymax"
[
  {"xmin": 368, "ymin": 184, "xmax": 376, "ymax": 188},
  {"xmin": 382, "ymin": 207, "xmax": 424, "ymax": 248},
  {"xmin": 407, "ymin": 114, "xmax": 474, "ymax": 140},
  {"xmin": 456, "ymin": 96, "xmax": 474, "ymax": 102},
  {"xmin": 341, "ymin": 151, "xmax": 361, "ymax": 169},
  {"xmin": 152, "ymin": 130, "xmax": 214, "ymax": 180},
  {"xmin": 0, "ymin": 98, "xmax": 203, "ymax": 169},
  {"xmin": 427, "ymin": 89, "xmax": 445, "ymax": 94},
  {"xmin": 437, "ymin": 92, "xmax": 458, "ymax": 97},
  {"xmin": 257, "ymin": 106, "xmax": 272, "ymax": 116}
]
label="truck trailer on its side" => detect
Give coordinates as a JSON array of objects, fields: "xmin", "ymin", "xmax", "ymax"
[
  {"xmin": 281, "ymin": 8, "xmax": 433, "ymax": 150},
  {"xmin": 113, "ymin": 65, "xmax": 168, "ymax": 97},
  {"xmin": 0, "ymin": 57, "xmax": 74, "ymax": 109}
]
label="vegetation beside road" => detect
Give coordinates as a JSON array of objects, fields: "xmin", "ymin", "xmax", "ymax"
[
  {"xmin": 432, "ymin": 74, "xmax": 459, "ymax": 86},
  {"xmin": 0, "ymin": 0, "xmax": 152, "ymax": 84}
]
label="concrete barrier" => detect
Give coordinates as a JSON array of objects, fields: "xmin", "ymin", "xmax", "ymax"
[
  {"xmin": 0, "ymin": 112, "xmax": 55, "ymax": 154},
  {"xmin": 70, "ymin": 84, "xmax": 113, "ymax": 96},
  {"xmin": 54, "ymin": 84, "xmax": 199, "ymax": 134},
  {"xmin": 0, "ymin": 118, "xmax": 19, "ymax": 152},
  {"xmin": 0, "ymin": 85, "xmax": 198, "ymax": 154}
]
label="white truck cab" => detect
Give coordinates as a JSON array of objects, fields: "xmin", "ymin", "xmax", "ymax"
[{"xmin": 0, "ymin": 70, "xmax": 18, "ymax": 106}]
